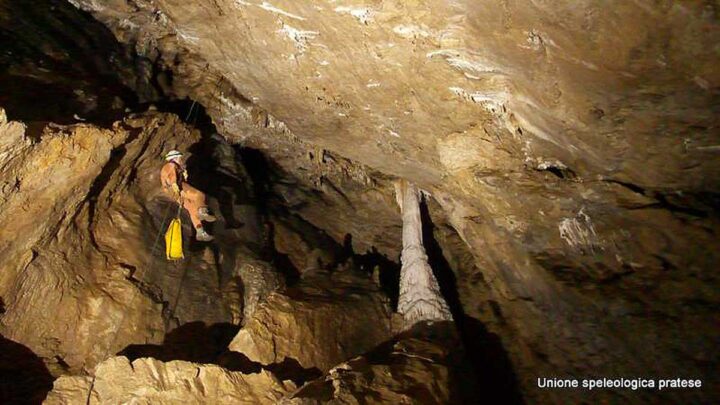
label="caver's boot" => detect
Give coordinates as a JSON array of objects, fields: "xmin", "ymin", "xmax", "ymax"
[
  {"xmin": 198, "ymin": 206, "xmax": 217, "ymax": 223},
  {"xmin": 196, "ymin": 227, "xmax": 214, "ymax": 242}
]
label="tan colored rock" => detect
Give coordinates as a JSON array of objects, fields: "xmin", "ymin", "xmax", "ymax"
[
  {"xmin": 45, "ymin": 356, "xmax": 293, "ymax": 404},
  {"xmin": 0, "ymin": 110, "xmax": 270, "ymax": 373},
  {"xmin": 282, "ymin": 323, "xmax": 473, "ymax": 405},
  {"xmin": 235, "ymin": 259, "xmax": 283, "ymax": 324},
  {"xmin": 230, "ymin": 271, "xmax": 393, "ymax": 371},
  {"xmin": 0, "ymin": 113, "xmax": 167, "ymax": 372}
]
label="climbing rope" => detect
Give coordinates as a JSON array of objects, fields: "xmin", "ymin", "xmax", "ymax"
[
  {"xmin": 168, "ymin": 242, "xmax": 192, "ymax": 323},
  {"xmin": 185, "ymin": 100, "xmax": 197, "ymax": 122}
]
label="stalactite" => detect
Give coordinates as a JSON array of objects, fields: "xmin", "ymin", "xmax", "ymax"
[{"xmin": 395, "ymin": 180, "xmax": 453, "ymax": 328}]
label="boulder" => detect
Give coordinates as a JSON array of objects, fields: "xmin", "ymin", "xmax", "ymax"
[
  {"xmin": 282, "ymin": 323, "xmax": 474, "ymax": 405},
  {"xmin": 45, "ymin": 356, "xmax": 294, "ymax": 404},
  {"xmin": 230, "ymin": 271, "xmax": 394, "ymax": 371}
]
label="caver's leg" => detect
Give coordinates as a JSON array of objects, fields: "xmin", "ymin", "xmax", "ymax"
[{"xmin": 182, "ymin": 194, "xmax": 203, "ymax": 230}]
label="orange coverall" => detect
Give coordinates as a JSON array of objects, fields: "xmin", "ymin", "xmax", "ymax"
[{"xmin": 160, "ymin": 161, "xmax": 207, "ymax": 229}]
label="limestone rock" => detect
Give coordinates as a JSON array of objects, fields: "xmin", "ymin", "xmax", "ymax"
[
  {"xmin": 282, "ymin": 323, "xmax": 474, "ymax": 405},
  {"xmin": 63, "ymin": 8, "xmax": 720, "ymax": 402},
  {"xmin": 45, "ymin": 356, "xmax": 293, "ymax": 404},
  {"xmin": 396, "ymin": 181, "xmax": 453, "ymax": 327},
  {"xmin": 235, "ymin": 260, "xmax": 283, "ymax": 324},
  {"xmin": 230, "ymin": 271, "xmax": 394, "ymax": 371},
  {"xmin": 0, "ymin": 113, "xmax": 170, "ymax": 372},
  {"xmin": 0, "ymin": 109, "xmax": 269, "ymax": 374}
]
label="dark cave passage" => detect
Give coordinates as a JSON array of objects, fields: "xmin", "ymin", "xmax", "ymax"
[
  {"xmin": 0, "ymin": 334, "xmax": 54, "ymax": 404},
  {"xmin": 420, "ymin": 198, "xmax": 525, "ymax": 405},
  {"xmin": 119, "ymin": 321, "xmax": 323, "ymax": 387},
  {"xmin": 0, "ymin": 0, "xmax": 142, "ymax": 126}
]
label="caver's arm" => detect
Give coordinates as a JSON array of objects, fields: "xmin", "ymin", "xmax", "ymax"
[{"xmin": 161, "ymin": 163, "xmax": 182, "ymax": 198}]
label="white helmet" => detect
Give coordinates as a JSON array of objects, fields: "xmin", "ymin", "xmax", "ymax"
[{"xmin": 165, "ymin": 150, "xmax": 183, "ymax": 161}]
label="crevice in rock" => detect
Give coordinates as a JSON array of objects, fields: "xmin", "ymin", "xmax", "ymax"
[
  {"xmin": 602, "ymin": 178, "xmax": 717, "ymax": 219},
  {"xmin": 648, "ymin": 192, "xmax": 712, "ymax": 219},
  {"xmin": 83, "ymin": 127, "xmax": 145, "ymax": 251},
  {"xmin": 534, "ymin": 162, "xmax": 577, "ymax": 180},
  {"xmin": 603, "ymin": 178, "xmax": 648, "ymax": 196},
  {"xmin": 218, "ymin": 353, "xmax": 323, "ymax": 387},
  {"xmin": 119, "ymin": 321, "xmax": 239, "ymax": 365},
  {"xmin": 419, "ymin": 198, "xmax": 525, "ymax": 404}
]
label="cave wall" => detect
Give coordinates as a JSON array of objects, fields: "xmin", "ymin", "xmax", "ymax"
[
  {"xmin": 61, "ymin": 0, "xmax": 720, "ymax": 402},
  {"xmin": 0, "ymin": 109, "xmax": 279, "ymax": 375}
]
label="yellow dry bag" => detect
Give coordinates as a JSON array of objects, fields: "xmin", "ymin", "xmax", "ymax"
[{"xmin": 165, "ymin": 217, "xmax": 184, "ymax": 260}]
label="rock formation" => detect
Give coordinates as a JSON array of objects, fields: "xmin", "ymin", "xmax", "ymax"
[
  {"xmin": 395, "ymin": 181, "xmax": 453, "ymax": 327},
  {"xmin": 230, "ymin": 270, "xmax": 395, "ymax": 372},
  {"xmin": 281, "ymin": 323, "xmax": 474, "ymax": 405},
  {"xmin": 0, "ymin": 107, "xmax": 280, "ymax": 375},
  {"xmin": 46, "ymin": 356, "xmax": 294, "ymax": 404},
  {"xmin": 57, "ymin": 9, "xmax": 719, "ymax": 403},
  {"xmin": 0, "ymin": 109, "xmax": 180, "ymax": 373},
  {"xmin": 234, "ymin": 260, "xmax": 284, "ymax": 325}
]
